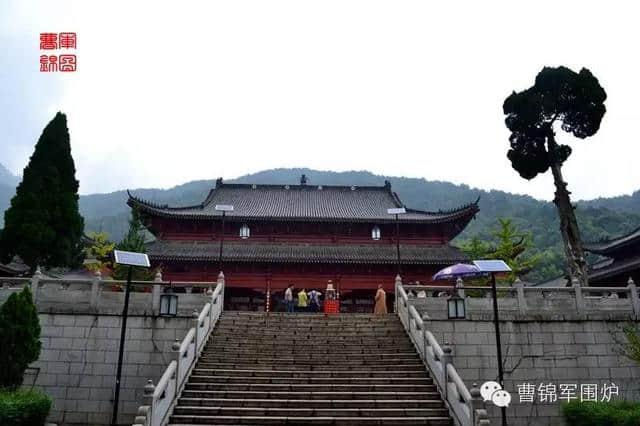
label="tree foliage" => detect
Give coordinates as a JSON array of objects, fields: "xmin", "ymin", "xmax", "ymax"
[
  {"xmin": 503, "ymin": 66, "xmax": 607, "ymax": 286},
  {"xmin": 0, "ymin": 113, "xmax": 84, "ymax": 269},
  {"xmin": 84, "ymin": 231, "xmax": 115, "ymax": 272},
  {"xmin": 503, "ymin": 66, "xmax": 607, "ymax": 180},
  {"xmin": 112, "ymin": 208, "xmax": 153, "ymax": 280},
  {"xmin": 459, "ymin": 218, "xmax": 540, "ymax": 283},
  {"xmin": 0, "ymin": 288, "xmax": 41, "ymax": 389}
]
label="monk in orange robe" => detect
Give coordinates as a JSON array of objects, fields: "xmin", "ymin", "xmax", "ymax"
[{"xmin": 374, "ymin": 284, "xmax": 387, "ymax": 315}]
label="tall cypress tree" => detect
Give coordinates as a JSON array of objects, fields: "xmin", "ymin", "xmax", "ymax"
[{"xmin": 0, "ymin": 112, "xmax": 84, "ymax": 269}]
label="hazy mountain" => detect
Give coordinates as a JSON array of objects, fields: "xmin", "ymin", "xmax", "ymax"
[
  {"xmin": 0, "ymin": 163, "xmax": 19, "ymax": 188},
  {"xmin": 2, "ymin": 167, "xmax": 640, "ymax": 281}
]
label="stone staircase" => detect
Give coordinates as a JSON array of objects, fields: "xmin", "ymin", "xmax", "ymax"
[{"xmin": 168, "ymin": 311, "xmax": 453, "ymax": 425}]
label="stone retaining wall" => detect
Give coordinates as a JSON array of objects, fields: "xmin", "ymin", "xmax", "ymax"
[
  {"xmin": 26, "ymin": 313, "xmax": 194, "ymax": 425},
  {"xmin": 423, "ymin": 316, "xmax": 640, "ymax": 426}
]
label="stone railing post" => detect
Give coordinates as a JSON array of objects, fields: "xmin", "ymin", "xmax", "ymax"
[
  {"xmin": 573, "ymin": 278, "xmax": 585, "ymax": 314},
  {"xmin": 152, "ymin": 269, "xmax": 162, "ymax": 316},
  {"xmin": 395, "ymin": 274, "xmax": 402, "ymax": 314},
  {"xmin": 90, "ymin": 270, "xmax": 102, "ymax": 309},
  {"xmin": 30, "ymin": 266, "xmax": 42, "ymax": 304},
  {"xmin": 442, "ymin": 342, "xmax": 452, "ymax": 401},
  {"xmin": 142, "ymin": 379, "xmax": 155, "ymax": 426},
  {"xmin": 470, "ymin": 382, "xmax": 488, "ymax": 426},
  {"xmin": 172, "ymin": 338, "xmax": 181, "ymax": 397},
  {"xmin": 192, "ymin": 309, "xmax": 200, "ymax": 356},
  {"xmin": 456, "ymin": 277, "xmax": 465, "ymax": 298},
  {"xmin": 514, "ymin": 278, "xmax": 527, "ymax": 315},
  {"xmin": 628, "ymin": 278, "xmax": 640, "ymax": 319},
  {"xmin": 218, "ymin": 271, "xmax": 225, "ymax": 308}
]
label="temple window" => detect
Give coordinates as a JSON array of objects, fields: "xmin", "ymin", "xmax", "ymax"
[
  {"xmin": 371, "ymin": 225, "xmax": 381, "ymax": 240},
  {"xmin": 240, "ymin": 224, "xmax": 250, "ymax": 239}
]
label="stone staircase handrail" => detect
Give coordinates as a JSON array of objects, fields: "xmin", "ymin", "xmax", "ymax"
[
  {"xmin": 446, "ymin": 363, "xmax": 473, "ymax": 424},
  {"xmin": 133, "ymin": 275, "xmax": 225, "ymax": 426},
  {"xmin": 396, "ymin": 279, "xmax": 487, "ymax": 426}
]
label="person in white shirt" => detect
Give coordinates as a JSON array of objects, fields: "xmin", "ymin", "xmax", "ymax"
[{"xmin": 284, "ymin": 284, "xmax": 294, "ymax": 312}]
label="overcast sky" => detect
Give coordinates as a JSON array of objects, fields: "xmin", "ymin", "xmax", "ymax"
[{"xmin": 1, "ymin": 1, "xmax": 638, "ymax": 200}]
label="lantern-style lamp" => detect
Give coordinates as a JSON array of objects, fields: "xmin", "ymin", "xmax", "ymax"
[
  {"xmin": 447, "ymin": 294, "xmax": 466, "ymax": 319},
  {"xmin": 160, "ymin": 293, "xmax": 178, "ymax": 317}
]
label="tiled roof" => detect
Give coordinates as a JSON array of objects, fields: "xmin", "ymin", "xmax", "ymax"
[
  {"xmin": 0, "ymin": 257, "xmax": 30, "ymax": 276},
  {"xmin": 589, "ymin": 255, "xmax": 640, "ymax": 282},
  {"xmin": 584, "ymin": 226, "xmax": 640, "ymax": 255},
  {"xmin": 148, "ymin": 240, "xmax": 468, "ymax": 265},
  {"xmin": 128, "ymin": 182, "xmax": 479, "ymax": 224}
]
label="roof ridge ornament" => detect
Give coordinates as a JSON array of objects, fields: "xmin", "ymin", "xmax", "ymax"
[
  {"xmin": 215, "ymin": 177, "xmax": 223, "ymax": 188},
  {"xmin": 300, "ymin": 174, "xmax": 308, "ymax": 185}
]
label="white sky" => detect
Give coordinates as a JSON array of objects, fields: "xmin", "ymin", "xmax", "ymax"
[{"xmin": 1, "ymin": 1, "xmax": 639, "ymax": 200}]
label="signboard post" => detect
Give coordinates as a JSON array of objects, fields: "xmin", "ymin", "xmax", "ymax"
[
  {"xmin": 111, "ymin": 250, "xmax": 150, "ymax": 426},
  {"xmin": 215, "ymin": 205, "xmax": 234, "ymax": 273},
  {"xmin": 387, "ymin": 207, "xmax": 406, "ymax": 275}
]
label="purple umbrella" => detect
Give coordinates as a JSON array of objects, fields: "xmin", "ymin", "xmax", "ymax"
[{"xmin": 432, "ymin": 263, "xmax": 483, "ymax": 281}]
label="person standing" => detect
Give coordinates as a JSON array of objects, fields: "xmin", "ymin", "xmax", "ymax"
[
  {"xmin": 309, "ymin": 289, "xmax": 321, "ymax": 312},
  {"xmin": 297, "ymin": 288, "xmax": 308, "ymax": 312},
  {"xmin": 374, "ymin": 284, "xmax": 387, "ymax": 315},
  {"xmin": 285, "ymin": 284, "xmax": 294, "ymax": 313}
]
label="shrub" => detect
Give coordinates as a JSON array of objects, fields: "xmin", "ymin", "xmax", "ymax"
[
  {"xmin": 0, "ymin": 288, "xmax": 41, "ymax": 388},
  {"xmin": 0, "ymin": 389, "xmax": 52, "ymax": 426},
  {"xmin": 563, "ymin": 400, "xmax": 640, "ymax": 426}
]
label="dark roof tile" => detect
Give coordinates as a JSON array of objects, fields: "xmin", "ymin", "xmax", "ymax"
[
  {"xmin": 128, "ymin": 183, "xmax": 479, "ymax": 224},
  {"xmin": 148, "ymin": 240, "xmax": 467, "ymax": 265}
]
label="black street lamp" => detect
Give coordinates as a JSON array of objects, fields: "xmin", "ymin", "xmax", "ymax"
[
  {"xmin": 215, "ymin": 204, "xmax": 234, "ymax": 273},
  {"xmin": 387, "ymin": 207, "xmax": 406, "ymax": 275},
  {"xmin": 111, "ymin": 250, "xmax": 150, "ymax": 426},
  {"xmin": 473, "ymin": 259, "xmax": 512, "ymax": 426}
]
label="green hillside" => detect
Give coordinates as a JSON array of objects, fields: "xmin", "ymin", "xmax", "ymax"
[{"xmin": 1, "ymin": 167, "xmax": 639, "ymax": 281}]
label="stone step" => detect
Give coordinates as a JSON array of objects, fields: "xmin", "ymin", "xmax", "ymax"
[
  {"xmin": 194, "ymin": 363, "xmax": 426, "ymax": 372},
  {"xmin": 220, "ymin": 312, "xmax": 398, "ymax": 317},
  {"xmin": 188, "ymin": 376, "xmax": 432, "ymax": 385},
  {"xmin": 178, "ymin": 398, "xmax": 444, "ymax": 409},
  {"xmin": 184, "ymin": 383, "xmax": 438, "ymax": 393},
  {"xmin": 214, "ymin": 325, "xmax": 405, "ymax": 332},
  {"xmin": 196, "ymin": 359, "xmax": 424, "ymax": 372},
  {"xmin": 173, "ymin": 406, "xmax": 450, "ymax": 417},
  {"xmin": 208, "ymin": 336, "xmax": 410, "ymax": 346},
  {"xmin": 168, "ymin": 415, "xmax": 453, "ymax": 425},
  {"xmin": 191, "ymin": 369, "xmax": 429, "ymax": 379},
  {"xmin": 216, "ymin": 319, "xmax": 401, "ymax": 327},
  {"xmin": 202, "ymin": 346, "xmax": 415, "ymax": 354},
  {"xmin": 204, "ymin": 344, "xmax": 415, "ymax": 352},
  {"xmin": 197, "ymin": 354, "xmax": 420, "ymax": 363},
  {"xmin": 165, "ymin": 312, "xmax": 451, "ymax": 426},
  {"xmin": 180, "ymin": 390, "xmax": 443, "ymax": 401}
]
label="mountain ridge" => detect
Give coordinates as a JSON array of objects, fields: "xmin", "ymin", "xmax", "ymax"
[{"xmin": 1, "ymin": 166, "xmax": 639, "ymax": 281}]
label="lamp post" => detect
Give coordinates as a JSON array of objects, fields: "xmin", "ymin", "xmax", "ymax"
[
  {"xmin": 215, "ymin": 204, "xmax": 234, "ymax": 273},
  {"xmin": 387, "ymin": 207, "xmax": 406, "ymax": 275},
  {"xmin": 111, "ymin": 250, "xmax": 150, "ymax": 426},
  {"xmin": 473, "ymin": 260, "xmax": 512, "ymax": 426}
]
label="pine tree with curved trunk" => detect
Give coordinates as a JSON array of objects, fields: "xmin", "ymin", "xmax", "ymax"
[
  {"xmin": 0, "ymin": 112, "xmax": 84, "ymax": 270},
  {"xmin": 503, "ymin": 66, "xmax": 607, "ymax": 286}
]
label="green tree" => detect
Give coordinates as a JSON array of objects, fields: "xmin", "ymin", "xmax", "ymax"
[
  {"xmin": 460, "ymin": 218, "xmax": 540, "ymax": 283},
  {"xmin": 0, "ymin": 288, "xmax": 41, "ymax": 389},
  {"xmin": 0, "ymin": 113, "xmax": 84, "ymax": 270},
  {"xmin": 503, "ymin": 66, "xmax": 606, "ymax": 286},
  {"xmin": 84, "ymin": 231, "xmax": 115, "ymax": 272},
  {"xmin": 112, "ymin": 208, "xmax": 153, "ymax": 281}
]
